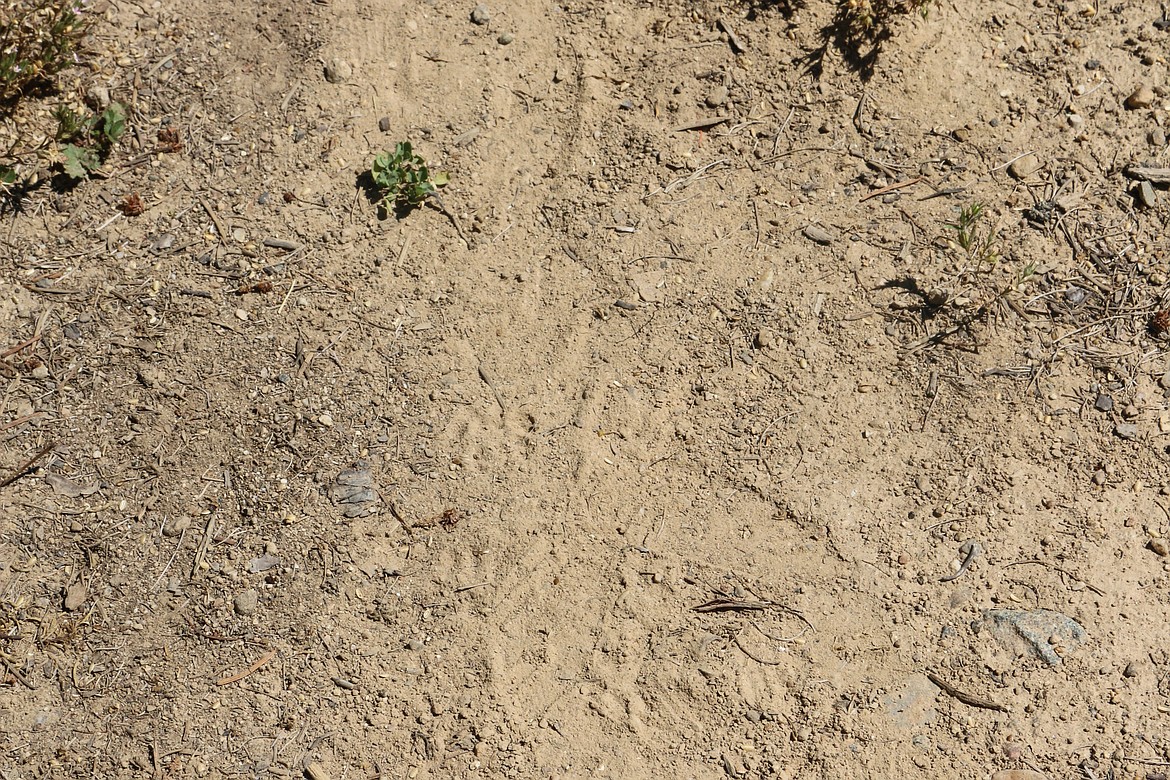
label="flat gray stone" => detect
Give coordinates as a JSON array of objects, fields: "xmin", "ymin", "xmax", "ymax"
[
  {"xmin": 982, "ymin": 608, "xmax": 1086, "ymax": 666},
  {"xmin": 330, "ymin": 461, "xmax": 379, "ymax": 518},
  {"xmin": 1115, "ymin": 422, "xmax": 1139, "ymax": 440}
]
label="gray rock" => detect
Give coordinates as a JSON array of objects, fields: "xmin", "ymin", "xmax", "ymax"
[
  {"xmin": 1150, "ymin": 127, "xmax": 1167, "ymax": 147},
  {"xmin": 378, "ymin": 116, "xmax": 391, "ymax": 133},
  {"xmin": 1094, "ymin": 392, "xmax": 1113, "ymax": 412},
  {"xmin": 247, "ymin": 554, "xmax": 282, "ymax": 573},
  {"xmin": 330, "ymin": 461, "xmax": 379, "ymax": 518},
  {"xmin": 1115, "ymin": 422, "xmax": 1139, "ymax": 440},
  {"xmin": 323, "ymin": 58, "xmax": 352, "ymax": 84},
  {"xmin": 1136, "ymin": 180, "xmax": 1159, "ymax": 209},
  {"xmin": 982, "ymin": 608, "xmax": 1086, "ymax": 666},
  {"xmin": 470, "ymin": 4, "xmax": 490, "ymax": 24},
  {"xmin": 803, "ymin": 224, "xmax": 836, "ymax": 245},
  {"xmin": 233, "ymin": 589, "xmax": 259, "ymax": 616},
  {"xmin": 497, "ymin": 31, "xmax": 513, "ymax": 44},
  {"xmin": 705, "ymin": 85, "xmax": 729, "ymax": 108}
]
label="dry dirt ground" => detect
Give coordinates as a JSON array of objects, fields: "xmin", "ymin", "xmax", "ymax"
[{"xmin": 2, "ymin": 0, "xmax": 1170, "ymax": 777}]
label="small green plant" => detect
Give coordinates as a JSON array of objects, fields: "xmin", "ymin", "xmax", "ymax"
[
  {"xmin": 370, "ymin": 141, "xmax": 448, "ymax": 213},
  {"xmin": 946, "ymin": 201, "xmax": 999, "ymax": 271},
  {"xmin": 57, "ymin": 100, "xmax": 125, "ymax": 178},
  {"xmin": 0, "ymin": 0, "xmax": 91, "ymax": 107}
]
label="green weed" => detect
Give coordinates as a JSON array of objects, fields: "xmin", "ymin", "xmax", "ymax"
[
  {"xmin": 946, "ymin": 201, "xmax": 999, "ymax": 272},
  {"xmin": 56, "ymin": 100, "xmax": 124, "ymax": 178},
  {"xmin": 370, "ymin": 141, "xmax": 448, "ymax": 214}
]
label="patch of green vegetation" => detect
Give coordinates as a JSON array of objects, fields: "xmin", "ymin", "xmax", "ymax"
[
  {"xmin": 370, "ymin": 141, "xmax": 448, "ymax": 214},
  {"xmin": 56, "ymin": 101, "xmax": 125, "ymax": 179},
  {"xmin": 946, "ymin": 201, "xmax": 1000, "ymax": 273}
]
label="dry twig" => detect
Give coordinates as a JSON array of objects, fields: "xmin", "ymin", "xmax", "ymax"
[{"xmin": 216, "ymin": 649, "xmax": 277, "ymax": 686}]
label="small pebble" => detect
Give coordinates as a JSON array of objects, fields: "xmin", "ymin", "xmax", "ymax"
[
  {"xmin": 407, "ymin": 640, "xmax": 424, "ymax": 651},
  {"xmin": 162, "ymin": 515, "xmax": 191, "ymax": 537},
  {"xmin": 1136, "ymin": 180, "xmax": 1158, "ymax": 209},
  {"xmin": 378, "ymin": 116, "xmax": 391, "ymax": 132},
  {"xmin": 497, "ymin": 32, "xmax": 513, "ymax": 44},
  {"xmin": 803, "ymin": 224, "xmax": 835, "ymax": 245},
  {"xmin": 1149, "ymin": 538, "xmax": 1169, "ymax": 557},
  {"xmin": 64, "ymin": 582, "xmax": 87, "ymax": 612},
  {"xmin": 318, "ymin": 413, "xmax": 335, "ymax": 427},
  {"xmin": 1094, "ymin": 392, "xmax": 1113, "ymax": 412},
  {"xmin": 470, "ymin": 4, "xmax": 490, "ymax": 24},
  {"xmin": 1124, "ymin": 661, "xmax": 1141, "ymax": 677},
  {"xmin": 1115, "ymin": 422, "xmax": 1138, "ymax": 440},
  {"xmin": 1008, "ymin": 153, "xmax": 1041, "ymax": 179},
  {"xmin": 233, "ymin": 589, "xmax": 259, "ymax": 616},
  {"xmin": 1150, "ymin": 128, "xmax": 1167, "ymax": 147},
  {"xmin": 705, "ymin": 85, "xmax": 729, "ymax": 108},
  {"xmin": 1092, "ymin": 469, "xmax": 1107, "ymax": 486},
  {"xmin": 721, "ymin": 751, "xmax": 747, "ymax": 777},
  {"xmin": 323, "ymin": 58, "xmax": 352, "ymax": 84},
  {"xmin": 755, "ymin": 329, "xmax": 775, "ymax": 349},
  {"xmin": 1125, "ymin": 84, "xmax": 1155, "ymax": 110}
]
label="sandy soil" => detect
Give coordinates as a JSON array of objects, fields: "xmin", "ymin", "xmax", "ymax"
[{"xmin": 2, "ymin": 0, "xmax": 1170, "ymax": 777}]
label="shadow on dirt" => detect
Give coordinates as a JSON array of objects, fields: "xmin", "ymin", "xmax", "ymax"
[
  {"xmin": 749, "ymin": 0, "xmax": 904, "ymax": 82},
  {"xmin": 0, "ymin": 171, "xmax": 86, "ymax": 217}
]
